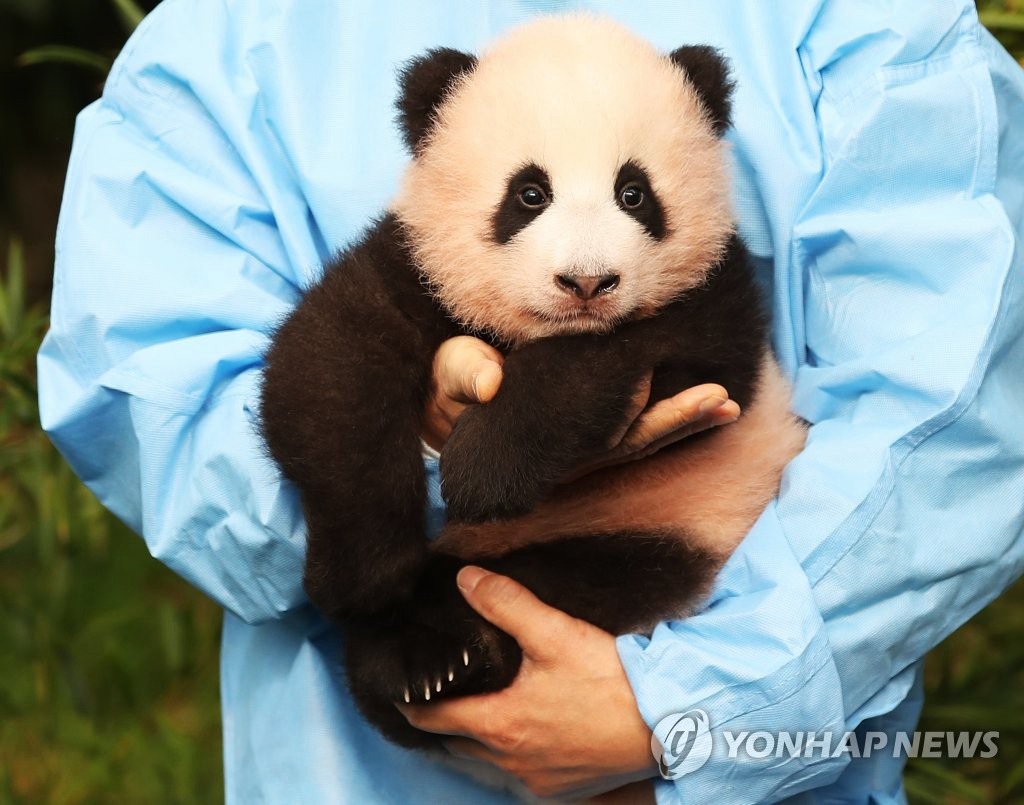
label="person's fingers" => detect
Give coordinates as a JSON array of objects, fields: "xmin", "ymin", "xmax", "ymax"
[
  {"xmin": 456, "ymin": 567, "xmax": 582, "ymax": 663},
  {"xmin": 626, "ymin": 398, "xmax": 741, "ymax": 461},
  {"xmin": 617, "ymin": 383, "xmax": 735, "ymax": 454},
  {"xmin": 397, "ymin": 698, "xmax": 484, "ymax": 738},
  {"xmin": 424, "ymin": 337, "xmax": 505, "ymax": 450},
  {"xmin": 561, "ymin": 386, "xmax": 740, "ymax": 481},
  {"xmin": 434, "ymin": 336, "xmax": 504, "ymax": 405},
  {"xmin": 443, "ymin": 737, "xmax": 504, "ymax": 766}
]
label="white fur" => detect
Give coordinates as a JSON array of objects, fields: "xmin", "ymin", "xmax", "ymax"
[
  {"xmin": 393, "ymin": 14, "xmax": 733, "ymax": 346},
  {"xmin": 393, "ymin": 20, "xmax": 803, "ymax": 798}
]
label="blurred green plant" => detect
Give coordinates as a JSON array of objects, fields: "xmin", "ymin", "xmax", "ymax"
[
  {"xmin": 15, "ymin": 0, "xmax": 144, "ymax": 74},
  {"xmin": 2, "ymin": 2, "xmax": 1022, "ymax": 803},
  {"xmin": 0, "ymin": 237, "xmax": 222, "ymax": 803},
  {"xmin": 906, "ymin": 581, "xmax": 1024, "ymax": 803},
  {"xmin": 979, "ymin": 0, "xmax": 1024, "ymax": 61}
]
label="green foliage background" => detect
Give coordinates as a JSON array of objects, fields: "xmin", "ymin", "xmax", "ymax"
[
  {"xmin": 0, "ymin": 2, "xmax": 1021, "ymax": 803},
  {"xmin": 0, "ymin": 240, "xmax": 222, "ymax": 803}
]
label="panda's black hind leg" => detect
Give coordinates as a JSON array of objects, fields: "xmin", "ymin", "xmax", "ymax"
[
  {"xmin": 344, "ymin": 554, "xmax": 522, "ymax": 746},
  {"xmin": 476, "ymin": 530, "xmax": 719, "ymax": 635},
  {"xmin": 348, "ymin": 532, "xmax": 716, "ymax": 745},
  {"xmin": 346, "ymin": 532, "xmax": 717, "ymax": 747}
]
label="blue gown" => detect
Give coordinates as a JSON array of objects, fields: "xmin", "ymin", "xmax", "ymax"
[{"xmin": 38, "ymin": 1, "xmax": 1024, "ymax": 801}]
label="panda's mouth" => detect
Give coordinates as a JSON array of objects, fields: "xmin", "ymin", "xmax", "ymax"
[{"xmin": 529, "ymin": 300, "xmax": 625, "ymax": 332}]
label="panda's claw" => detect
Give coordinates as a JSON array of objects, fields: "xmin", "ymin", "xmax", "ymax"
[{"xmin": 346, "ymin": 560, "xmax": 525, "ymax": 715}]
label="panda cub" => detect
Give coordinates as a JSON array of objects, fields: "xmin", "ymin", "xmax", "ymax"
[{"xmin": 260, "ymin": 14, "xmax": 806, "ymax": 749}]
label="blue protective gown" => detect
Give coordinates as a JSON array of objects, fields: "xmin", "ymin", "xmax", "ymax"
[{"xmin": 38, "ymin": 1, "xmax": 1024, "ymax": 802}]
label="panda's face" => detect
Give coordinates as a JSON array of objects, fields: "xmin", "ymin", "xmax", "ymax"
[{"xmin": 393, "ymin": 16, "xmax": 734, "ymax": 346}]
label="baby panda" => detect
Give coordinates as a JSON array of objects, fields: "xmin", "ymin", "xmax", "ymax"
[{"xmin": 259, "ymin": 14, "xmax": 806, "ymax": 750}]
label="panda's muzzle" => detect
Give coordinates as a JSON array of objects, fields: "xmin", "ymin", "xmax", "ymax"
[{"xmin": 554, "ymin": 273, "xmax": 620, "ymax": 300}]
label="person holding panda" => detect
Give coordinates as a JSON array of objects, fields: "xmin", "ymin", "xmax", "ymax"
[{"xmin": 38, "ymin": 1, "xmax": 1024, "ymax": 803}]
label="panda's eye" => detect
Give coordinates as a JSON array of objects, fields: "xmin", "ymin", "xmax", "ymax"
[
  {"xmin": 517, "ymin": 184, "xmax": 550, "ymax": 209},
  {"xmin": 619, "ymin": 184, "xmax": 645, "ymax": 209}
]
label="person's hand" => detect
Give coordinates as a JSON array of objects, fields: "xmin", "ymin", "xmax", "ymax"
[
  {"xmin": 423, "ymin": 335, "xmax": 740, "ymax": 465},
  {"xmin": 399, "ymin": 567, "xmax": 658, "ymax": 800},
  {"xmin": 423, "ymin": 336, "xmax": 506, "ymax": 451}
]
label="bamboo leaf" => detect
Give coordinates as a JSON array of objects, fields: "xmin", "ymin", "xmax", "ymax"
[
  {"xmin": 109, "ymin": 0, "xmax": 146, "ymax": 32},
  {"xmin": 980, "ymin": 11, "xmax": 1024, "ymax": 31},
  {"xmin": 1005, "ymin": 756, "xmax": 1024, "ymax": 795},
  {"xmin": 906, "ymin": 760, "xmax": 990, "ymax": 801},
  {"xmin": 0, "ymin": 369, "xmax": 37, "ymax": 401},
  {"xmin": 17, "ymin": 46, "xmax": 112, "ymax": 74},
  {"xmin": 4, "ymin": 241, "xmax": 24, "ymax": 338}
]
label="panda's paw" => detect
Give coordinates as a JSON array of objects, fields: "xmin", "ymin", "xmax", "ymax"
[
  {"xmin": 441, "ymin": 445, "xmax": 544, "ymax": 524},
  {"xmin": 404, "ymin": 616, "xmax": 520, "ymax": 704},
  {"xmin": 346, "ymin": 609, "xmax": 522, "ymax": 709},
  {"xmin": 438, "ymin": 404, "xmax": 552, "ymax": 522},
  {"xmin": 441, "ymin": 467, "xmax": 540, "ymax": 523}
]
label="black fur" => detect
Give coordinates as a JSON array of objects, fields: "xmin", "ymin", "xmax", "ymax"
[
  {"xmin": 261, "ymin": 222, "xmax": 766, "ymax": 746},
  {"xmin": 347, "ymin": 533, "xmax": 718, "ymax": 748},
  {"xmin": 261, "ymin": 214, "xmax": 460, "ymax": 618},
  {"xmin": 260, "ymin": 40, "xmax": 764, "ymax": 749},
  {"xmin": 440, "ymin": 242, "xmax": 765, "ymax": 524},
  {"xmin": 615, "ymin": 160, "xmax": 666, "ymax": 240},
  {"xmin": 669, "ymin": 45, "xmax": 735, "ymax": 136},
  {"xmin": 345, "ymin": 552, "xmax": 522, "ymax": 748},
  {"xmin": 396, "ymin": 47, "xmax": 478, "ymax": 154},
  {"xmin": 491, "ymin": 163, "xmax": 554, "ymax": 244}
]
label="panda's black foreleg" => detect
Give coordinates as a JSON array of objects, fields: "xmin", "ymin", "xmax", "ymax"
[
  {"xmin": 345, "ymin": 532, "xmax": 716, "ymax": 748},
  {"xmin": 260, "ymin": 218, "xmax": 459, "ymax": 621},
  {"xmin": 438, "ymin": 270, "xmax": 766, "ymax": 526},
  {"xmin": 263, "ymin": 319, "xmax": 435, "ymax": 618},
  {"xmin": 440, "ymin": 335, "xmax": 651, "ymax": 523}
]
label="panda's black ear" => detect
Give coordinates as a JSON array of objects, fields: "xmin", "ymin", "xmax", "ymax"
[
  {"xmin": 668, "ymin": 46, "xmax": 735, "ymax": 136},
  {"xmin": 396, "ymin": 47, "xmax": 478, "ymax": 154}
]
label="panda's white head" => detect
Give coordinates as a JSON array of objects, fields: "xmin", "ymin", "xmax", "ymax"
[{"xmin": 392, "ymin": 15, "xmax": 735, "ymax": 346}]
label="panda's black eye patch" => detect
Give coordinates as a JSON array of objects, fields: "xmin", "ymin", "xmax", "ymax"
[
  {"xmin": 615, "ymin": 161, "xmax": 666, "ymax": 240},
  {"xmin": 493, "ymin": 163, "xmax": 553, "ymax": 244}
]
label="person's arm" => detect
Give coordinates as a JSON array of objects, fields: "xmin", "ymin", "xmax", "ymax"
[
  {"xmin": 37, "ymin": 2, "xmax": 318, "ymax": 623},
  {"xmin": 403, "ymin": 7, "xmax": 1024, "ymax": 803},
  {"xmin": 617, "ymin": 12, "xmax": 1024, "ymax": 803},
  {"xmin": 36, "ymin": 1, "xmax": 743, "ymax": 628},
  {"xmin": 424, "ymin": 336, "xmax": 740, "ymax": 467}
]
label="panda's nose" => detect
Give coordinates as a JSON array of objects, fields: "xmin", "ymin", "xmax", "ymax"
[{"xmin": 555, "ymin": 273, "xmax": 620, "ymax": 299}]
